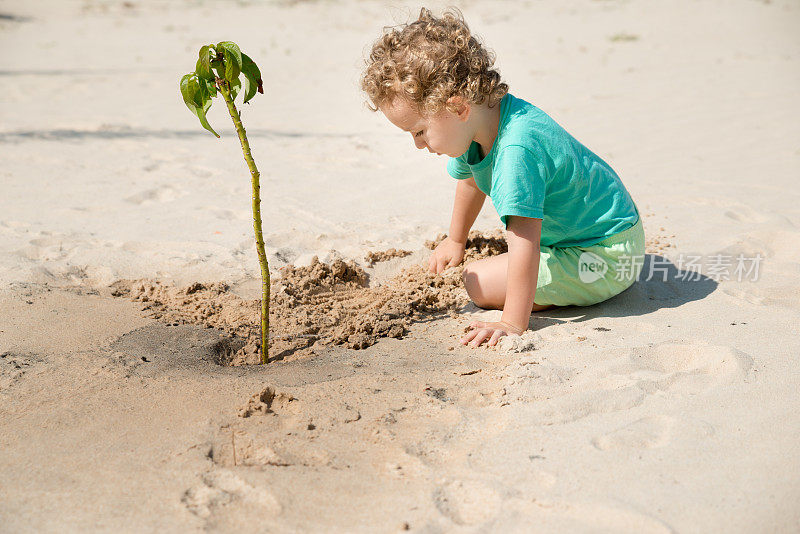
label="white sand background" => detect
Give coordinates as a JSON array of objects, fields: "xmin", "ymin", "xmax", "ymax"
[{"xmin": 1, "ymin": 0, "xmax": 800, "ymax": 532}]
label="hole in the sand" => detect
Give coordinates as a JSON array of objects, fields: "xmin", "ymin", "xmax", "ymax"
[
  {"xmin": 211, "ymin": 335, "xmax": 302, "ymax": 366},
  {"xmin": 212, "ymin": 336, "xmax": 246, "ymax": 366}
]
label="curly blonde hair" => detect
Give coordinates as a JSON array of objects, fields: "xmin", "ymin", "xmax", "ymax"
[{"xmin": 360, "ymin": 6, "xmax": 508, "ymax": 117}]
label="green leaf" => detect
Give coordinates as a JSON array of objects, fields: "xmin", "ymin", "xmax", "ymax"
[
  {"xmin": 217, "ymin": 41, "xmax": 242, "ymax": 84},
  {"xmin": 180, "ymin": 73, "xmax": 199, "ymax": 109},
  {"xmin": 203, "ymin": 77, "xmax": 217, "ymax": 98},
  {"xmin": 193, "ymin": 98, "xmax": 219, "ymax": 138},
  {"xmin": 223, "ymin": 49, "xmax": 240, "ymax": 83},
  {"xmin": 180, "ymin": 73, "xmax": 219, "ymax": 137},
  {"xmin": 196, "ymin": 45, "xmax": 213, "ymax": 80},
  {"xmin": 216, "ymin": 41, "xmax": 242, "ymax": 69},
  {"xmin": 193, "ymin": 78, "xmax": 211, "ymax": 108},
  {"xmin": 241, "ymin": 53, "xmax": 263, "ymax": 104},
  {"xmin": 228, "ymin": 77, "xmax": 241, "ymax": 101},
  {"xmin": 211, "ymin": 58, "xmax": 225, "ymax": 80}
]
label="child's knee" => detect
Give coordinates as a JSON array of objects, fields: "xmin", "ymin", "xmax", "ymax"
[
  {"xmin": 461, "ymin": 262, "xmax": 496, "ymax": 309},
  {"xmin": 461, "ymin": 263, "xmax": 480, "ymax": 299},
  {"xmin": 461, "ymin": 262, "xmax": 476, "ymax": 291}
]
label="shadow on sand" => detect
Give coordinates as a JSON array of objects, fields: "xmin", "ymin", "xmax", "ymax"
[{"xmin": 531, "ymin": 254, "xmax": 718, "ymax": 327}]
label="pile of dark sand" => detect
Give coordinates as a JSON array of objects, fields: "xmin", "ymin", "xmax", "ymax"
[{"xmin": 110, "ymin": 230, "xmax": 507, "ymax": 366}]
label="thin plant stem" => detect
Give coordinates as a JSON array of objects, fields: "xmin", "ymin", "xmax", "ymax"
[{"xmin": 219, "ymin": 81, "xmax": 269, "ymax": 364}]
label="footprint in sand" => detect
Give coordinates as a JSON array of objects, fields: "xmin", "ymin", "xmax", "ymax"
[
  {"xmin": 503, "ymin": 341, "xmax": 753, "ymax": 425},
  {"xmin": 593, "ymin": 415, "xmax": 675, "ymax": 450},
  {"xmin": 502, "ymin": 499, "xmax": 674, "ymax": 534},
  {"xmin": 182, "ymin": 469, "xmax": 281, "ymax": 519},
  {"xmin": 623, "ymin": 342, "xmax": 753, "ymax": 389},
  {"xmin": 209, "ymin": 426, "xmax": 333, "ymax": 468},
  {"xmin": 214, "ymin": 387, "xmax": 327, "ymax": 468},
  {"xmin": 591, "ymin": 415, "xmax": 714, "ymax": 451},
  {"xmin": 124, "ymin": 184, "xmax": 185, "ymax": 205},
  {"xmin": 530, "ymin": 387, "xmax": 648, "ymax": 426},
  {"xmin": 723, "ymin": 284, "xmax": 800, "ymax": 310},
  {"xmin": 434, "ymin": 478, "xmax": 503, "ymax": 526},
  {"xmin": 208, "ymin": 386, "xmax": 363, "ymax": 469},
  {"xmin": 714, "ymin": 227, "xmax": 800, "ymax": 310},
  {"xmin": 16, "ymin": 233, "xmax": 78, "ymax": 262},
  {"xmin": 239, "ymin": 386, "xmax": 361, "ymax": 428}
]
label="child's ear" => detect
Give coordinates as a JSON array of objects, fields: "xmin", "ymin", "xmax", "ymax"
[{"xmin": 447, "ymin": 95, "xmax": 471, "ymax": 121}]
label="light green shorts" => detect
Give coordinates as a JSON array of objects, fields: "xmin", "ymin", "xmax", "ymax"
[{"xmin": 533, "ymin": 215, "xmax": 645, "ymax": 307}]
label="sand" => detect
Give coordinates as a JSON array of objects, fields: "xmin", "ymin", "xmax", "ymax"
[
  {"xmin": 107, "ymin": 230, "xmax": 507, "ymax": 365},
  {"xmin": 2, "ymin": 0, "xmax": 800, "ymax": 532}
]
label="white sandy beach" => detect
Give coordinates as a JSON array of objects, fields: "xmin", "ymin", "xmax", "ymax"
[{"xmin": 1, "ymin": 0, "xmax": 799, "ymax": 532}]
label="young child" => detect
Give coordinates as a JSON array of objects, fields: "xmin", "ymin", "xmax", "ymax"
[{"xmin": 360, "ymin": 7, "xmax": 645, "ymax": 348}]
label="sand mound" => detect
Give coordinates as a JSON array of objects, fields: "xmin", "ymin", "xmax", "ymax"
[
  {"xmin": 109, "ymin": 225, "xmax": 665, "ymax": 366},
  {"xmin": 364, "ymin": 248, "xmax": 412, "ymax": 265},
  {"xmin": 110, "ymin": 230, "xmax": 508, "ymax": 365},
  {"xmin": 425, "ymin": 229, "xmax": 508, "ymax": 261}
]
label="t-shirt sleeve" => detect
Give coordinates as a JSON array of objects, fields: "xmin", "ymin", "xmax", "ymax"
[
  {"xmin": 491, "ymin": 144, "xmax": 546, "ymax": 228},
  {"xmin": 446, "ymin": 156, "xmax": 472, "ymax": 180}
]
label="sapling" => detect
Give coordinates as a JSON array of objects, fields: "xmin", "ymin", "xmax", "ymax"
[{"xmin": 180, "ymin": 41, "xmax": 270, "ymax": 363}]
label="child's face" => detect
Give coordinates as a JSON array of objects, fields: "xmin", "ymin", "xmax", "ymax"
[{"xmin": 379, "ymin": 96, "xmax": 474, "ymax": 158}]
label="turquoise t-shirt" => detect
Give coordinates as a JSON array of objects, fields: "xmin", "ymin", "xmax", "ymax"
[{"xmin": 447, "ymin": 93, "xmax": 639, "ymax": 248}]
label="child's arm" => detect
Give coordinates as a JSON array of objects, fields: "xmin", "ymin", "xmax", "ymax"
[
  {"xmin": 449, "ymin": 176, "xmax": 486, "ymax": 243},
  {"xmin": 500, "ymin": 216, "xmax": 542, "ymax": 331},
  {"xmin": 460, "ymin": 215, "xmax": 541, "ymax": 347},
  {"xmin": 429, "ymin": 176, "xmax": 486, "ymax": 273}
]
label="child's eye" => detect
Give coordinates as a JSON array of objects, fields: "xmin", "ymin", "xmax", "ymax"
[{"xmin": 415, "ymin": 131, "xmax": 424, "ymax": 137}]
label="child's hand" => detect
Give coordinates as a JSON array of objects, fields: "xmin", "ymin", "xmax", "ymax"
[
  {"xmin": 428, "ymin": 236, "xmax": 465, "ymax": 274},
  {"xmin": 460, "ymin": 321, "xmax": 524, "ymax": 348}
]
